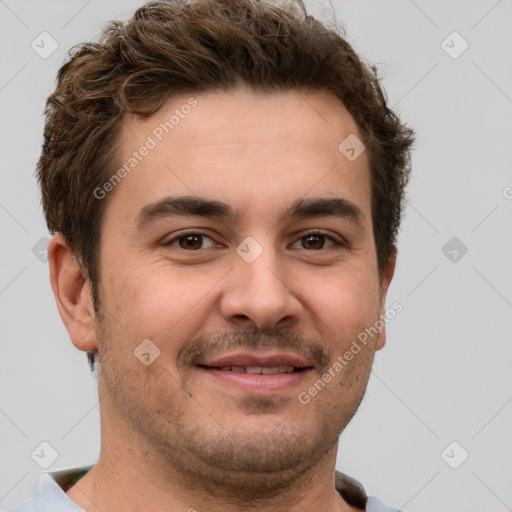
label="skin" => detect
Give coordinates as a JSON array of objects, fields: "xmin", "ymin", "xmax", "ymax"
[{"xmin": 49, "ymin": 86, "xmax": 395, "ymax": 512}]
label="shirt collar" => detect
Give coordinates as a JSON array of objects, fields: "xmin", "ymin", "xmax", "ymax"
[{"xmin": 41, "ymin": 466, "xmax": 368, "ymax": 511}]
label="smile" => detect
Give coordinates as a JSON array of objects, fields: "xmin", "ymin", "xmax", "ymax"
[{"xmin": 199, "ymin": 365, "xmax": 306, "ymax": 374}]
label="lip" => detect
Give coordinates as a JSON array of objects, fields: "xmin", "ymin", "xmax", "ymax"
[
  {"xmin": 199, "ymin": 350, "xmax": 312, "ymax": 369},
  {"xmin": 197, "ymin": 350, "xmax": 314, "ymax": 394},
  {"xmin": 198, "ymin": 366, "xmax": 313, "ymax": 393}
]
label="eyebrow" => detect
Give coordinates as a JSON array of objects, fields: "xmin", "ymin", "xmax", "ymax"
[{"xmin": 135, "ymin": 195, "xmax": 366, "ymax": 230}]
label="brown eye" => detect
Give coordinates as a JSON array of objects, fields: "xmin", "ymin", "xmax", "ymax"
[
  {"xmin": 178, "ymin": 234, "xmax": 203, "ymax": 250},
  {"xmin": 164, "ymin": 233, "xmax": 216, "ymax": 250},
  {"xmin": 290, "ymin": 231, "xmax": 345, "ymax": 251},
  {"xmin": 301, "ymin": 234, "xmax": 328, "ymax": 250}
]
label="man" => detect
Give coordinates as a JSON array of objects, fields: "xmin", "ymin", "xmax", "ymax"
[{"xmin": 9, "ymin": 0, "xmax": 414, "ymax": 511}]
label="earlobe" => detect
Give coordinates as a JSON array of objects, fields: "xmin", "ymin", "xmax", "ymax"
[
  {"xmin": 48, "ymin": 234, "xmax": 98, "ymax": 352},
  {"xmin": 375, "ymin": 252, "xmax": 397, "ymax": 351}
]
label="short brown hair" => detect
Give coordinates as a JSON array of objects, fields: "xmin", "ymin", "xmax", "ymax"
[{"xmin": 37, "ymin": 0, "xmax": 414, "ymax": 371}]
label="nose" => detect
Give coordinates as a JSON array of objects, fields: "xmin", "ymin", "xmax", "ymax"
[{"xmin": 220, "ymin": 239, "xmax": 302, "ymax": 331}]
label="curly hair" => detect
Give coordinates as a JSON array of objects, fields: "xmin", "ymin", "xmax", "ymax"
[{"xmin": 37, "ymin": 0, "xmax": 415, "ymax": 371}]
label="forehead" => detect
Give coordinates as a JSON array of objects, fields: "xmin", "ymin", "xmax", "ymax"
[{"xmin": 107, "ymin": 87, "xmax": 371, "ymax": 228}]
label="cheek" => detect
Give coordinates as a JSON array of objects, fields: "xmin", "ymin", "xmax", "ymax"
[
  {"xmin": 310, "ymin": 266, "xmax": 380, "ymax": 336},
  {"xmin": 104, "ymin": 265, "xmax": 211, "ymax": 351}
]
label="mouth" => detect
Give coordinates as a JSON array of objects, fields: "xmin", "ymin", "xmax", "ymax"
[
  {"xmin": 198, "ymin": 364, "xmax": 308, "ymax": 374},
  {"xmin": 196, "ymin": 352, "xmax": 314, "ymax": 393}
]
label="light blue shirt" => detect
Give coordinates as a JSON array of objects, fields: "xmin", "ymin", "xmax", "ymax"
[{"xmin": 8, "ymin": 466, "xmax": 404, "ymax": 511}]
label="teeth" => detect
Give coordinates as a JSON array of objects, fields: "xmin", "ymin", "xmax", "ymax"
[
  {"xmin": 216, "ymin": 365, "xmax": 296, "ymax": 374},
  {"xmin": 246, "ymin": 366, "xmax": 263, "ymax": 374}
]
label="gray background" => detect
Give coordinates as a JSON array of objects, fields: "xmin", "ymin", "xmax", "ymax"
[{"xmin": 1, "ymin": 1, "xmax": 511, "ymax": 510}]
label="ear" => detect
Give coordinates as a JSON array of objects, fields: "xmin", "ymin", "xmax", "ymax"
[
  {"xmin": 375, "ymin": 251, "xmax": 397, "ymax": 351},
  {"xmin": 48, "ymin": 234, "xmax": 98, "ymax": 352}
]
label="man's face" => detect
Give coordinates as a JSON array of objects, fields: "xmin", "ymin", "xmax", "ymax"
[{"xmin": 92, "ymin": 87, "xmax": 393, "ymax": 487}]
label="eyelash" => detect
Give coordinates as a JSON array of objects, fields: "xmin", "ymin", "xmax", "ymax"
[{"xmin": 162, "ymin": 230, "xmax": 348, "ymax": 251}]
